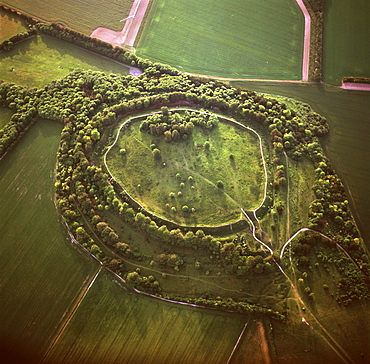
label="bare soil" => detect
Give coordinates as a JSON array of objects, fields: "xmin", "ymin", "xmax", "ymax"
[{"xmin": 90, "ymin": 0, "xmax": 150, "ymax": 47}]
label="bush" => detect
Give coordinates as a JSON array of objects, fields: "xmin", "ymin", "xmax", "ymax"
[{"xmin": 217, "ymin": 181, "xmax": 224, "ymax": 189}]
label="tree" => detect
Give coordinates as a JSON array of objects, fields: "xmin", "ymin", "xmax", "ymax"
[
  {"xmin": 172, "ymin": 129, "xmax": 180, "ymax": 142},
  {"xmin": 152, "ymin": 148, "xmax": 161, "ymax": 160},
  {"xmin": 91, "ymin": 128, "xmax": 100, "ymax": 141},
  {"xmin": 164, "ymin": 130, "xmax": 172, "ymax": 142},
  {"xmin": 90, "ymin": 244, "xmax": 102, "ymax": 257}
]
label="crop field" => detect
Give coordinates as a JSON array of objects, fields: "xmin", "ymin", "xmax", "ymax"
[
  {"xmin": 45, "ymin": 270, "xmax": 247, "ymax": 364},
  {"xmin": 0, "ymin": 119, "xmax": 99, "ymax": 363},
  {"xmin": 0, "ymin": 35, "xmax": 129, "ymax": 87},
  {"xmin": 0, "ymin": 7, "xmax": 28, "ymax": 42},
  {"xmin": 106, "ymin": 113, "xmax": 265, "ymax": 226},
  {"xmin": 323, "ymin": 0, "xmax": 370, "ymax": 85},
  {"xmin": 2, "ymin": 0, "xmax": 134, "ymax": 35},
  {"xmin": 137, "ymin": 0, "xmax": 304, "ymax": 80}
]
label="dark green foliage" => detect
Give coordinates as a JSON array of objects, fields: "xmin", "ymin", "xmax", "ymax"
[{"xmin": 3, "ymin": 13, "xmax": 366, "ymax": 317}]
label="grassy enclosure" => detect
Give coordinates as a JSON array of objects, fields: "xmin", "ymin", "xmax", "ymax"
[
  {"xmin": 0, "ymin": 35, "xmax": 129, "ymax": 87},
  {"xmin": 323, "ymin": 0, "xmax": 370, "ymax": 85},
  {"xmin": 45, "ymin": 270, "xmax": 247, "ymax": 364},
  {"xmin": 0, "ymin": 7, "xmax": 28, "ymax": 42},
  {"xmin": 1, "ymin": 0, "xmax": 134, "ymax": 35},
  {"xmin": 0, "ymin": 106, "xmax": 14, "ymax": 129},
  {"xmin": 0, "ymin": 119, "xmax": 99, "ymax": 362},
  {"xmin": 106, "ymin": 111, "xmax": 265, "ymax": 226},
  {"xmin": 137, "ymin": 0, "xmax": 304, "ymax": 79}
]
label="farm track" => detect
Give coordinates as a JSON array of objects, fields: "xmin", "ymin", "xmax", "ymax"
[
  {"xmin": 296, "ymin": 0, "xmax": 310, "ymax": 81},
  {"xmin": 90, "ymin": 0, "xmax": 150, "ymax": 47}
]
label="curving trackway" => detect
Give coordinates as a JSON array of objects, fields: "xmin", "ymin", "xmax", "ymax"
[{"xmin": 104, "ymin": 107, "xmax": 270, "ymax": 235}]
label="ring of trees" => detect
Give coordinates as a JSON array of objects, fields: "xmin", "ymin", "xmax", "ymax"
[
  {"xmin": 2, "ymin": 10, "xmax": 367, "ymax": 314},
  {"xmin": 103, "ymin": 107, "xmax": 268, "ymax": 235}
]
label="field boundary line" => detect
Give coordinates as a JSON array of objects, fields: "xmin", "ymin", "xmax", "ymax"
[
  {"xmin": 226, "ymin": 318, "xmax": 250, "ymax": 364},
  {"xmin": 41, "ymin": 265, "xmax": 103, "ymax": 364}
]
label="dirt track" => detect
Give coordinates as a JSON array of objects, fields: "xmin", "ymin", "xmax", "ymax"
[
  {"xmin": 90, "ymin": 0, "xmax": 150, "ymax": 47},
  {"xmin": 341, "ymin": 82, "xmax": 370, "ymax": 91},
  {"xmin": 296, "ymin": 0, "xmax": 310, "ymax": 82}
]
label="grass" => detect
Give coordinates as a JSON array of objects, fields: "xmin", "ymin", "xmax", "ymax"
[
  {"xmin": 0, "ymin": 119, "xmax": 99, "ymax": 363},
  {"xmin": 0, "ymin": 106, "xmax": 14, "ymax": 129},
  {"xmin": 1, "ymin": 0, "xmax": 134, "ymax": 35},
  {"xmin": 0, "ymin": 34, "xmax": 129, "ymax": 87},
  {"xmin": 106, "ymin": 113, "xmax": 265, "ymax": 226},
  {"xmin": 0, "ymin": 7, "xmax": 28, "ymax": 42},
  {"xmin": 323, "ymin": 0, "xmax": 370, "ymax": 85},
  {"xmin": 230, "ymin": 80, "xmax": 370, "ymax": 249},
  {"xmin": 137, "ymin": 0, "xmax": 304, "ymax": 79},
  {"xmin": 45, "ymin": 270, "xmax": 247, "ymax": 364}
]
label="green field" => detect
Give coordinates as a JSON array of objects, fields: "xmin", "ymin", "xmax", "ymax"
[
  {"xmin": 323, "ymin": 0, "xmax": 370, "ymax": 85},
  {"xmin": 0, "ymin": 106, "xmax": 14, "ymax": 129},
  {"xmin": 0, "ymin": 119, "xmax": 99, "ymax": 363},
  {"xmin": 45, "ymin": 270, "xmax": 247, "ymax": 364},
  {"xmin": 137, "ymin": 0, "xmax": 304, "ymax": 79},
  {"xmin": 0, "ymin": 34, "xmax": 130, "ymax": 87},
  {"xmin": 2, "ymin": 0, "xmax": 134, "ymax": 35},
  {"xmin": 0, "ymin": 7, "xmax": 28, "ymax": 42},
  {"xmin": 107, "ymin": 112, "xmax": 264, "ymax": 226}
]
